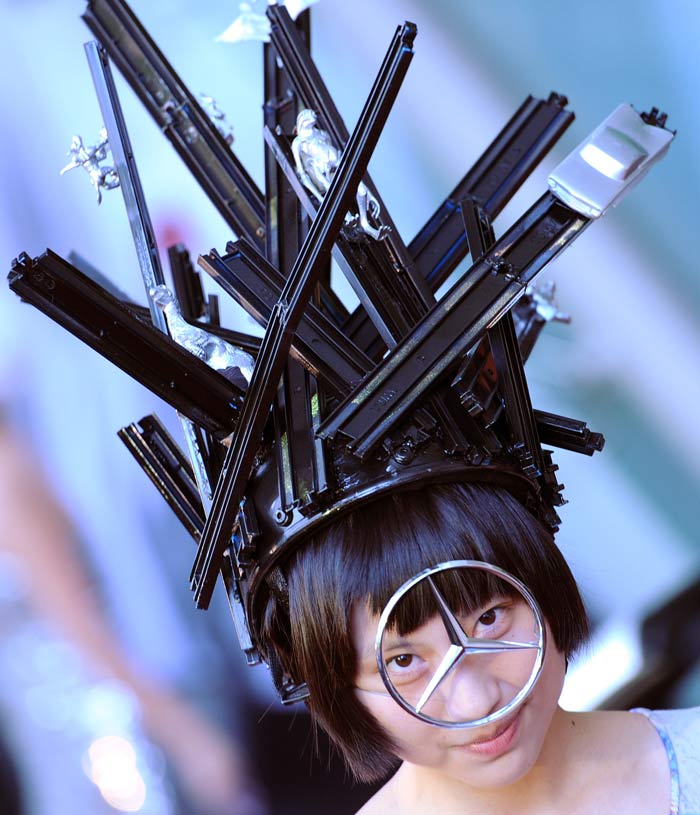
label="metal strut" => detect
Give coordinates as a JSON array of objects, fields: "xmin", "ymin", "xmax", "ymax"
[
  {"xmin": 199, "ymin": 242, "xmax": 372, "ymax": 394},
  {"xmin": 191, "ymin": 22, "xmax": 417, "ymax": 608},
  {"xmin": 345, "ymin": 92, "xmax": 575, "ymax": 358},
  {"xmin": 267, "ymin": 4, "xmax": 434, "ymax": 325},
  {"xmin": 8, "ymin": 251, "xmax": 244, "ymax": 437},
  {"xmin": 119, "ymin": 415, "xmax": 205, "ymax": 539},
  {"xmin": 83, "ymin": 0, "xmax": 266, "ymax": 250},
  {"xmin": 318, "ymin": 193, "xmax": 590, "ymax": 460}
]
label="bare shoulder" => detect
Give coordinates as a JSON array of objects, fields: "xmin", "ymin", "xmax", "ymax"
[
  {"xmin": 354, "ymin": 773, "xmax": 401, "ymax": 815},
  {"xmin": 570, "ymin": 708, "xmax": 670, "ymax": 761},
  {"xmin": 565, "ymin": 709, "xmax": 671, "ymax": 814}
]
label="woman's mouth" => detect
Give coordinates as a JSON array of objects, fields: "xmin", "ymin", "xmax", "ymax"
[{"xmin": 454, "ymin": 709, "xmax": 522, "ymax": 757}]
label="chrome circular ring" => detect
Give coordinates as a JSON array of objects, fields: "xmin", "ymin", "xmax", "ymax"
[{"xmin": 375, "ymin": 560, "xmax": 546, "ymax": 729}]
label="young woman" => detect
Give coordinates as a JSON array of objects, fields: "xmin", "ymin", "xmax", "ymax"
[{"xmin": 260, "ymin": 482, "xmax": 699, "ymax": 815}]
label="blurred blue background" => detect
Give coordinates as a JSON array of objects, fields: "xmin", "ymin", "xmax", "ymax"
[{"xmin": 0, "ymin": 1, "xmax": 698, "ymax": 812}]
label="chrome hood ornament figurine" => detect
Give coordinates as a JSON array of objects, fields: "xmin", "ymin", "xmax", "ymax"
[
  {"xmin": 292, "ymin": 108, "xmax": 390, "ymax": 241},
  {"xmin": 8, "ymin": 0, "xmax": 674, "ymax": 713},
  {"xmin": 150, "ymin": 284, "xmax": 254, "ymax": 386},
  {"xmin": 60, "ymin": 127, "xmax": 120, "ymax": 204}
]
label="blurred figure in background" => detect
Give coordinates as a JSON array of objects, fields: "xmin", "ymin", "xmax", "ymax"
[{"xmin": 0, "ymin": 415, "xmax": 267, "ymax": 814}]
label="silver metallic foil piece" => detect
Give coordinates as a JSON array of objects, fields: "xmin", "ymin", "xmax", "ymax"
[
  {"xmin": 216, "ymin": 2, "xmax": 271, "ymax": 43},
  {"xmin": 60, "ymin": 128, "xmax": 120, "ymax": 204},
  {"xmin": 151, "ymin": 284, "xmax": 255, "ymax": 384},
  {"xmin": 198, "ymin": 94, "xmax": 235, "ymax": 146},
  {"xmin": 292, "ymin": 108, "xmax": 390, "ymax": 241}
]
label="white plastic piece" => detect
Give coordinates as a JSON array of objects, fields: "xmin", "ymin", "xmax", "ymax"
[
  {"xmin": 216, "ymin": 3, "xmax": 271, "ymax": 44},
  {"xmin": 547, "ymin": 104, "xmax": 674, "ymax": 218}
]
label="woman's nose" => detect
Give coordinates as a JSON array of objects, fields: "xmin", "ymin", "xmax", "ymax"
[{"xmin": 437, "ymin": 656, "xmax": 504, "ymax": 724}]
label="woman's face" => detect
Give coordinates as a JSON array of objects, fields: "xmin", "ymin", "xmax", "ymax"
[{"xmin": 351, "ymin": 595, "xmax": 567, "ymax": 789}]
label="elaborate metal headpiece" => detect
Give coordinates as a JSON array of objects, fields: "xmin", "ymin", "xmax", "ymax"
[{"xmin": 8, "ymin": 1, "xmax": 673, "ymax": 700}]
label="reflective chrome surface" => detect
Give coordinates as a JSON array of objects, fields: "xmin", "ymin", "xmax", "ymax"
[
  {"xmin": 292, "ymin": 108, "xmax": 390, "ymax": 240},
  {"xmin": 60, "ymin": 128, "xmax": 119, "ymax": 204},
  {"xmin": 374, "ymin": 561, "xmax": 546, "ymax": 729},
  {"xmin": 548, "ymin": 104, "xmax": 674, "ymax": 218},
  {"xmin": 150, "ymin": 284, "xmax": 255, "ymax": 383}
]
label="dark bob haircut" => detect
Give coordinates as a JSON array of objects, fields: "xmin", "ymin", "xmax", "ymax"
[{"xmin": 261, "ymin": 482, "xmax": 589, "ymax": 784}]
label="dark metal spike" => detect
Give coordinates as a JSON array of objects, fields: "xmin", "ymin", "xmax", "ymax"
[
  {"xmin": 83, "ymin": 0, "xmax": 266, "ymax": 249},
  {"xmin": 318, "ymin": 194, "xmax": 589, "ymax": 460},
  {"xmin": 191, "ymin": 22, "xmax": 417, "ymax": 608}
]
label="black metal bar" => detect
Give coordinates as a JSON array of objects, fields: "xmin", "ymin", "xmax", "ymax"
[
  {"xmin": 306, "ymin": 373, "xmax": 330, "ymax": 504},
  {"xmin": 318, "ymin": 193, "xmax": 589, "ymax": 460},
  {"xmin": 85, "ymin": 40, "xmax": 167, "ymax": 330},
  {"xmin": 221, "ymin": 554, "xmax": 258, "ymax": 662},
  {"xmin": 511, "ymin": 291, "xmax": 547, "ymax": 363},
  {"xmin": 264, "ymin": 27, "xmax": 330, "ymax": 523},
  {"xmin": 264, "ymin": 96, "xmax": 482, "ymax": 456},
  {"xmin": 450, "ymin": 283, "xmax": 568, "ymax": 423},
  {"xmin": 280, "ymin": 360, "xmax": 321, "ymax": 509},
  {"xmin": 118, "ymin": 415, "xmax": 205, "ymax": 539},
  {"xmin": 462, "ymin": 199, "xmax": 546, "ymax": 485},
  {"xmin": 85, "ymin": 41, "xmax": 219, "ymax": 508},
  {"xmin": 264, "ymin": 26, "xmax": 309, "ymax": 276},
  {"xmin": 267, "ymin": 5, "xmax": 434, "ymax": 323},
  {"xmin": 9, "ymin": 250, "xmax": 243, "ymax": 438},
  {"xmin": 83, "ymin": 0, "xmax": 266, "ymax": 250},
  {"xmin": 168, "ymin": 243, "xmax": 206, "ymax": 322},
  {"xmin": 199, "ymin": 243, "xmax": 371, "ymax": 394},
  {"xmin": 411, "ymin": 93, "xmax": 574, "ymax": 290},
  {"xmin": 451, "ymin": 337, "xmax": 503, "ymax": 427},
  {"xmin": 117, "ymin": 410, "xmax": 258, "ymax": 661},
  {"xmin": 191, "ymin": 22, "xmax": 416, "ymax": 607},
  {"xmin": 345, "ymin": 92, "xmax": 574, "ymax": 357},
  {"xmin": 263, "ymin": 125, "xmax": 403, "ymax": 345},
  {"xmin": 272, "ymin": 372, "xmax": 296, "ymax": 513},
  {"xmin": 534, "ymin": 410, "xmax": 605, "ymax": 456}
]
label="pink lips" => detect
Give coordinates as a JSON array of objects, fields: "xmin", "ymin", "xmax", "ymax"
[{"xmin": 457, "ymin": 710, "xmax": 522, "ymax": 757}]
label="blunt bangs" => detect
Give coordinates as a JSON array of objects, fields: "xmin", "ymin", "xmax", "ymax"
[
  {"xmin": 386, "ymin": 568, "xmax": 519, "ymax": 639},
  {"xmin": 262, "ymin": 482, "xmax": 589, "ymax": 784}
]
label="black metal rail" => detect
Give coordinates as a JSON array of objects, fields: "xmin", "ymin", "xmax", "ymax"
[
  {"xmin": 199, "ymin": 242, "xmax": 372, "ymax": 395},
  {"xmin": 411, "ymin": 93, "xmax": 574, "ymax": 289},
  {"xmin": 83, "ymin": 0, "xmax": 266, "ymax": 250},
  {"xmin": 267, "ymin": 4, "xmax": 434, "ymax": 326},
  {"xmin": 191, "ymin": 22, "xmax": 417, "ymax": 607},
  {"xmin": 119, "ymin": 415, "xmax": 205, "ymax": 539},
  {"xmin": 318, "ymin": 193, "xmax": 589, "ymax": 460},
  {"xmin": 9, "ymin": 250, "xmax": 243, "ymax": 438},
  {"xmin": 344, "ymin": 92, "xmax": 574, "ymax": 358},
  {"xmin": 534, "ymin": 410, "xmax": 605, "ymax": 456}
]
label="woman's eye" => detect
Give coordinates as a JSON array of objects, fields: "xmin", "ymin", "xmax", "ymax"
[
  {"xmin": 479, "ymin": 608, "xmax": 498, "ymax": 626},
  {"xmin": 391, "ymin": 653, "xmax": 414, "ymax": 669}
]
